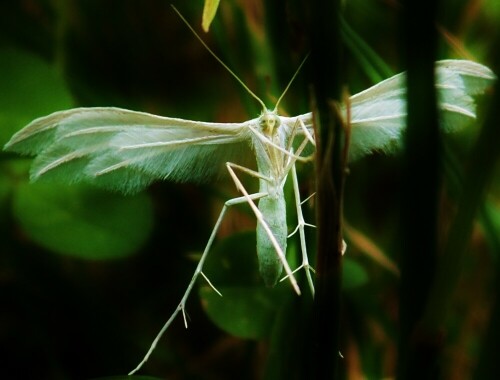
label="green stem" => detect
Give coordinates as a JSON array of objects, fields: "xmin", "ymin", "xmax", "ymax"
[{"xmin": 450, "ymin": 37, "xmax": 499, "ymax": 380}]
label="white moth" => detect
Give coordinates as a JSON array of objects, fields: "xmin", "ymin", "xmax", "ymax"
[{"xmin": 3, "ymin": 9, "xmax": 495, "ymax": 374}]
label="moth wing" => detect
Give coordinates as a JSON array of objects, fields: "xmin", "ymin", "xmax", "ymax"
[
  {"xmin": 347, "ymin": 59, "xmax": 495, "ymax": 160},
  {"xmin": 4, "ymin": 107, "xmax": 254, "ymax": 193}
]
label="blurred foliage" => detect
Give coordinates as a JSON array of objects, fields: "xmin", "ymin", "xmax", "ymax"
[
  {"xmin": 13, "ymin": 182, "xmax": 153, "ymax": 259},
  {"xmin": 202, "ymin": 0, "xmax": 221, "ymax": 32},
  {"xmin": 0, "ymin": 47, "xmax": 73, "ymax": 146},
  {"xmin": 0, "ymin": 0, "xmax": 498, "ymax": 379}
]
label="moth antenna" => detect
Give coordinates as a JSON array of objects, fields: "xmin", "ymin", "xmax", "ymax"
[
  {"xmin": 274, "ymin": 53, "xmax": 309, "ymax": 112},
  {"xmin": 171, "ymin": 5, "xmax": 268, "ymax": 112}
]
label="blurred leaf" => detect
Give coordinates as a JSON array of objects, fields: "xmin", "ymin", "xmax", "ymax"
[
  {"xmin": 200, "ymin": 285, "xmax": 282, "ymax": 339},
  {"xmin": 481, "ymin": 199, "xmax": 500, "ymax": 260},
  {"xmin": 264, "ymin": 291, "xmax": 305, "ymax": 380},
  {"xmin": 340, "ymin": 17, "xmax": 394, "ymax": 83},
  {"xmin": 0, "ymin": 47, "xmax": 73, "ymax": 147},
  {"xmin": 483, "ymin": 0, "xmax": 500, "ymax": 19},
  {"xmin": 345, "ymin": 222, "xmax": 400, "ymax": 276},
  {"xmin": 342, "ymin": 257, "xmax": 369, "ymax": 289},
  {"xmin": 201, "ymin": 231, "xmax": 261, "ymax": 286},
  {"xmin": 0, "ymin": 172, "xmax": 11, "ymax": 217},
  {"xmin": 199, "ymin": 231, "xmax": 288, "ymax": 338},
  {"xmin": 199, "ymin": 229, "xmax": 368, "ymax": 339},
  {"xmin": 202, "ymin": 0, "xmax": 220, "ymax": 32},
  {"xmin": 12, "ymin": 182, "xmax": 153, "ymax": 259}
]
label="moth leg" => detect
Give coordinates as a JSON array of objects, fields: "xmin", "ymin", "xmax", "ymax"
[
  {"xmin": 281, "ymin": 120, "xmax": 315, "ymax": 180},
  {"xmin": 287, "ymin": 117, "xmax": 315, "ymax": 153},
  {"xmin": 281, "ymin": 161, "xmax": 316, "ymax": 296},
  {"xmin": 226, "ymin": 162, "xmax": 301, "ymax": 295},
  {"xmin": 297, "ymin": 117, "xmax": 316, "ymax": 147},
  {"xmin": 129, "ymin": 191, "xmax": 267, "ymax": 375}
]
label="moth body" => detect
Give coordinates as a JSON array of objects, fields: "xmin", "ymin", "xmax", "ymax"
[{"xmin": 251, "ymin": 110, "xmax": 292, "ymax": 286}]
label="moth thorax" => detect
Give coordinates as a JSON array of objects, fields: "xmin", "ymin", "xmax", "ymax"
[{"xmin": 259, "ymin": 111, "xmax": 280, "ymax": 137}]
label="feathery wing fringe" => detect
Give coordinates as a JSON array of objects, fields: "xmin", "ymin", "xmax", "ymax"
[
  {"xmin": 297, "ymin": 59, "xmax": 495, "ymax": 161},
  {"xmin": 5, "ymin": 107, "xmax": 253, "ymax": 193},
  {"xmin": 346, "ymin": 59, "xmax": 495, "ymax": 160}
]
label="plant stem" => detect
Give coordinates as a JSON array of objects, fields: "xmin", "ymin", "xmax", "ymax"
[
  {"xmin": 307, "ymin": 0, "xmax": 344, "ymax": 379},
  {"xmin": 398, "ymin": 0, "xmax": 441, "ymax": 379}
]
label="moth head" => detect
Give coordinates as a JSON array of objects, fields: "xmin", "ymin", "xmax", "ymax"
[{"xmin": 259, "ymin": 110, "xmax": 281, "ymax": 136}]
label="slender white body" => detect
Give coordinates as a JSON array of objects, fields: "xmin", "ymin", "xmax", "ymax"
[{"xmin": 252, "ymin": 111, "xmax": 290, "ymax": 286}]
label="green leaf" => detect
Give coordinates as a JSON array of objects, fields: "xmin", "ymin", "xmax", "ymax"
[
  {"xmin": 0, "ymin": 178, "xmax": 8, "ymax": 201},
  {"xmin": 265, "ymin": 291, "xmax": 310, "ymax": 380},
  {"xmin": 12, "ymin": 182, "xmax": 153, "ymax": 259},
  {"xmin": 342, "ymin": 257, "xmax": 369, "ymax": 289},
  {"xmin": 201, "ymin": 231, "xmax": 261, "ymax": 286},
  {"xmin": 481, "ymin": 199, "xmax": 500, "ymax": 260},
  {"xmin": 202, "ymin": 0, "xmax": 221, "ymax": 32},
  {"xmin": 0, "ymin": 47, "xmax": 73, "ymax": 147},
  {"xmin": 200, "ymin": 285, "xmax": 283, "ymax": 339},
  {"xmin": 340, "ymin": 17, "xmax": 394, "ymax": 83},
  {"xmin": 199, "ymin": 232, "xmax": 288, "ymax": 339}
]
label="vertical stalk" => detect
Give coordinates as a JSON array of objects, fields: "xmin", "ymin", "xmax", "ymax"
[
  {"xmin": 307, "ymin": 0, "xmax": 344, "ymax": 379},
  {"xmin": 465, "ymin": 66, "xmax": 500, "ymax": 379},
  {"xmin": 398, "ymin": 0, "xmax": 440, "ymax": 379},
  {"xmin": 456, "ymin": 33, "xmax": 499, "ymax": 380}
]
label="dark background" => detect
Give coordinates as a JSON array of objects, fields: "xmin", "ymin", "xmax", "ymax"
[{"xmin": 0, "ymin": 1, "xmax": 498, "ymax": 379}]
